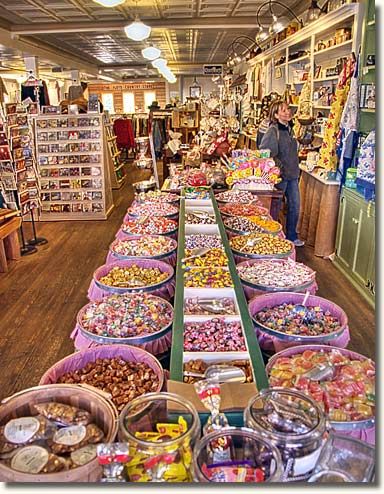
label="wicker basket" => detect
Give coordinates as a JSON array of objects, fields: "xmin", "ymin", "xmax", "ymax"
[{"xmin": 0, "ymin": 384, "xmax": 118, "ymax": 482}]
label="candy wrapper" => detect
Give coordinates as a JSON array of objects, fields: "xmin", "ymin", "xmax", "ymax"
[
  {"xmin": 33, "ymin": 402, "xmax": 91, "ymax": 427},
  {"xmin": 194, "ymin": 380, "xmax": 232, "ymax": 462},
  {"xmin": 97, "ymin": 443, "xmax": 130, "ymax": 482},
  {"xmin": 48, "ymin": 423, "xmax": 104, "ymax": 454},
  {"xmin": 202, "ymin": 461, "xmax": 265, "ymax": 482}
]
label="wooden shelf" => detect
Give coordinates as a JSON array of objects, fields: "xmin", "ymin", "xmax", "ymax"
[
  {"xmin": 314, "ymin": 39, "xmax": 353, "ymax": 58},
  {"xmin": 361, "ymin": 108, "xmax": 375, "ymax": 113},
  {"xmin": 363, "ymin": 65, "xmax": 375, "ymax": 71},
  {"xmin": 288, "ymin": 54, "xmax": 310, "ymax": 64},
  {"xmin": 114, "ymin": 162, "xmax": 126, "ymax": 172}
]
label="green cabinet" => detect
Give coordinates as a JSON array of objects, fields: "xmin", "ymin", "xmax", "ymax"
[{"xmin": 334, "ymin": 188, "xmax": 375, "ymax": 305}]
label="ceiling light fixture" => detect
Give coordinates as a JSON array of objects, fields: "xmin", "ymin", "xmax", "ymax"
[
  {"xmin": 124, "ymin": 17, "xmax": 151, "ymax": 41},
  {"xmin": 269, "ymin": 14, "xmax": 284, "ymax": 34},
  {"xmin": 305, "ymin": 0, "xmax": 324, "ymax": 23},
  {"xmin": 256, "ymin": 1, "xmax": 304, "ymax": 43},
  {"xmin": 151, "ymin": 57, "xmax": 168, "ymax": 69},
  {"xmin": 141, "ymin": 46, "xmax": 161, "ymax": 60},
  {"xmin": 93, "ymin": 0, "xmax": 125, "ymax": 7}
]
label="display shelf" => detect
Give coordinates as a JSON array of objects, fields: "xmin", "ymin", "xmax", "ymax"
[
  {"xmin": 103, "ymin": 118, "xmax": 126, "ymax": 190},
  {"xmin": 288, "ymin": 54, "xmax": 310, "ymax": 65},
  {"xmin": 361, "ymin": 108, "xmax": 375, "ymax": 113},
  {"xmin": 35, "ymin": 114, "xmax": 113, "ymax": 220},
  {"xmin": 362, "ymin": 66, "xmax": 375, "ymax": 72},
  {"xmin": 314, "ymin": 75, "xmax": 340, "ymax": 82},
  {"xmin": 170, "ymin": 188, "xmax": 268, "ymax": 393},
  {"xmin": 367, "ymin": 19, "xmax": 375, "ymax": 26},
  {"xmin": 313, "ymin": 39, "xmax": 353, "ymax": 59}
]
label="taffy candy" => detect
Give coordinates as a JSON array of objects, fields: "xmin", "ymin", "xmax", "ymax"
[{"xmin": 122, "ymin": 217, "xmax": 177, "ymax": 235}]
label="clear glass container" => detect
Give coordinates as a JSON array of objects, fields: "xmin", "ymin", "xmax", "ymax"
[
  {"xmin": 244, "ymin": 388, "xmax": 327, "ymax": 479},
  {"xmin": 309, "ymin": 433, "xmax": 375, "ymax": 482},
  {"xmin": 118, "ymin": 392, "xmax": 200, "ymax": 482},
  {"xmin": 193, "ymin": 427, "xmax": 283, "ymax": 482}
]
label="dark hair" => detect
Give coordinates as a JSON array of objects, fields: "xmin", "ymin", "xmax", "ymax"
[{"xmin": 268, "ymin": 100, "xmax": 287, "ymax": 124}]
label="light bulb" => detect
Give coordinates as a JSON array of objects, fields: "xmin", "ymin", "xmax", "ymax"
[
  {"xmin": 124, "ymin": 19, "xmax": 151, "ymax": 41},
  {"xmin": 256, "ymin": 29, "xmax": 268, "ymax": 42},
  {"xmin": 93, "ymin": 0, "xmax": 125, "ymax": 7},
  {"xmin": 235, "ymin": 55, "xmax": 242, "ymax": 64},
  {"xmin": 141, "ymin": 46, "xmax": 161, "ymax": 60},
  {"xmin": 306, "ymin": 0, "xmax": 322, "ymax": 23},
  {"xmin": 151, "ymin": 58, "xmax": 168, "ymax": 69},
  {"xmin": 269, "ymin": 16, "xmax": 284, "ymax": 34}
]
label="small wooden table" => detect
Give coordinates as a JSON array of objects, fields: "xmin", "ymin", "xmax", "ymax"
[{"xmin": 0, "ymin": 209, "xmax": 21, "ymax": 272}]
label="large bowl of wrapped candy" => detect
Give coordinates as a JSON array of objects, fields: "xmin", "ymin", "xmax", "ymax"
[
  {"xmin": 94, "ymin": 260, "xmax": 174, "ymax": 295},
  {"xmin": 219, "ymin": 203, "xmax": 269, "ymax": 218},
  {"xmin": 215, "ymin": 190, "xmax": 258, "ymax": 204},
  {"xmin": 135, "ymin": 190, "xmax": 180, "ymax": 204},
  {"xmin": 182, "ymin": 248, "xmax": 228, "ymax": 268},
  {"xmin": 126, "ymin": 202, "xmax": 179, "ymax": 219},
  {"xmin": 0, "ymin": 384, "xmax": 118, "ymax": 481},
  {"xmin": 224, "ymin": 215, "xmax": 281, "ymax": 236},
  {"xmin": 250, "ymin": 293, "xmax": 347, "ymax": 343},
  {"xmin": 77, "ymin": 293, "xmax": 174, "ymax": 345},
  {"xmin": 184, "ymin": 268, "xmax": 233, "ymax": 288},
  {"xmin": 237, "ymin": 259, "xmax": 316, "ymax": 292},
  {"xmin": 109, "ymin": 235, "xmax": 177, "ymax": 262},
  {"xmin": 121, "ymin": 216, "xmax": 178, "ymax": 236},
  {"xmin": 266, "ymin": 346, "xmax": 375, "ymax": 432},
  {"xmin": 230, "ymin": 233, "xmax": 294, "ymax": 259}
]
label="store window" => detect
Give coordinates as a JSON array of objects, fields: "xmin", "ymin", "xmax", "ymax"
[
  {"xmin": 123, "ymin": 92, "xmax": 135, "ymax": 113},
  {"xmin": 144, "ymin": 91, "xmax": 156, "ymax": 112},
  {"xmin": 101, "ymin": 93, "xmax": 114, "ymax": 113}
]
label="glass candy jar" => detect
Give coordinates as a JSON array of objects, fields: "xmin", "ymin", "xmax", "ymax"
[
  {"xmin": 245, "ymin": 388, "xmax": 327, "ymax": 480},
  {"xmin": 118, "ymin": 392, "xmax": 200, "ymax": 482},
  {"xmin": 193, "ymin": 427, "xmax": 283, "ymax": 482}
]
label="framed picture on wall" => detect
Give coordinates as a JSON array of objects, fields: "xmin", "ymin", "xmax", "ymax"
[
  {"xmin": 189, "ymin": 85, "xmax": 201, "ymax": 98},
  {"xmin": 274, "ymin": 67, "xmax": 282, "ymax": 79}
]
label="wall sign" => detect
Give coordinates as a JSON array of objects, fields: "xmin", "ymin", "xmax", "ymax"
[{"xmin": 203, "ymin": 65, "xmax": 223, "ymax": 76}]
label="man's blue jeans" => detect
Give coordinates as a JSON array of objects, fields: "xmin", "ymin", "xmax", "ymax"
[{"xmin": 276, "ymin": 178, "xmax": 300, "ymax": 241}]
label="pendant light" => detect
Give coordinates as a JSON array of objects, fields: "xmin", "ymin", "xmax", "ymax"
[
  {"xmin": 306, "ymin": 0, "xmax": 323, "ymax": 23},
  {"xmin": 152, "ymin": 58, "xmax": 168, "ymax": 70},
  {"xmin": 142, "ymin": 46, "xmax": 161, "ymax": 60},
  {"xmin": 93, "ymin": 0, "xmax": 125, "ymax": 7},
  {"xmin": 124, "ymin": 17, "xmax": 151, "ymax": 41},
  {"xmin": 269, "ymin": 14, "xmax": 284, "ymax": 34}
]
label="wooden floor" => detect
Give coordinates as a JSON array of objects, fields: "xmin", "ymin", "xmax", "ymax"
[{"xmin": 0, "ymin": 167, "xmax": 375, "ymax": 400}]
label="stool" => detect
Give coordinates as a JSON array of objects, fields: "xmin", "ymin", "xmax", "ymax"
[{"xmin": 0, "ymin": 216, "xmax": 21, "ymax": 272}]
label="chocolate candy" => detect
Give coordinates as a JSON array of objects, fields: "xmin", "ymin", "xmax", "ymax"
[
  {"xmin": 185, "ymin": 234, "xmax": 223, "ymax": 250},
  {"xmin": 237, "ymin": 259, "xmax": 314, "ymax": 289},
  {"xmin": 224, "ymin": 216, "xmax": 264, "ymax": 234},
  {"xmin": 122, "ymin": 217, "xmax": 177, "ymax": 235},
  {"xmin": 269, "ymin": 349, "xmax": 375, "ymax": 423},
  {"xmin": 80, "ymin": 293, "xmax": 173, "ymax": 339},
  {"xmin": 127, "ymin": 202, "xmax": 178, "ymax": 217},
  {"xmin": 57, "ymin": 358, "xmax": 160, "ymax": 412},
  {"xmin": 255, "ymin": 303, "xmax": 342, "ymax": 337},
  {"xmin": 184, "ymin": 268, "xmax": 233, "ymax": 288},
  {"xmin": 219, "ymin": 203, "xmax": 268, "ymax": 217},
  {"xmin": 183, "ymin": 359, "xmax": 253, "ymax": 383},
  {"xmin": 184, "ymin": 297, "xmax": 236, "ymax": 315},
  {"xmin": 185, "ymin": 213, "xmax": 216, "ymax": 225},
  {"xmin": 216, "ymin": 190, "xmax": 257, "ymax": 204},
  {"xmin": 99, "ymin": 265, "xmax": 169, "ymax": 288},
  {"xmin": 33, "ymin": 403, "xmax": 91, "ymax": 427},
  {"xmin": 183, "ymin": 249, "xmax": 228, "ymax": 268},
  {"xmin": 111, "ymin": 236, "xmax": 176, "ymax": 258},
  {"xmin": 230, "ymin": 234, "xmax": 293, "ymax": 256},
  {"xmin": 184, "ymin": 319, "xmax": 246, "ymax": 351}
]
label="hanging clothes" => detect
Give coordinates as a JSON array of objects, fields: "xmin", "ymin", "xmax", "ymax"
[
  {"xmin": 0, "ymin": 77, "xmax": 8, "ymax": 103},
  {"xmin": 21, "ymin": 80, "xmax": 49, "ymax": 106},
  {"xmin": 113, "ymin": 117, "xmax": 135, "ymax": 150},
  {"xmin": 47, "ymin": 80, "xmax": 61, "ymax": 105},
  {"xmin": 68, "ymin": 84, "xmax": 83, "ymax": 101}
]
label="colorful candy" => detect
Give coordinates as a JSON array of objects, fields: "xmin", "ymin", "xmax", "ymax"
[
  {"xmin": 230, "ymin": 234, "xmax": 293, "ymax": 257},
  {"xmin": 99, "ymin": 265, "xmax": 169, "ymax": 288},
  {"xmin": 185, "ymin": 213, "xmax": 216, "ymax": 225},
  {"xmin": 183, "ymin": 248, "xmax": 228, "ymax": 268},
  {"xmin": 185, "ymin": 234, "xmax": 223, "ymax": 250},
  {"xmin": 80, "ymin": 293, "xmax": 173, "ymax": 339},
  {"xmin": 268, "ymin": 349, "xmax": 375, "ymax": 422},
  {"xmin": 184, "ymin": 319, "xmax": 246, "ymax": 352},
  {"xmin": 215, "ymin": 190, "xmax": 258, "ymax": 204},
  {"xmin": 184, "ymin": 268, "xmax": 233, "ymax": 288},
  {"xmin": 219, "ymin": 203, "xmax": 269, "ymax": 217},
  {"xmin": 224, "ymin": 216, "xmax": 264, "ymax": 234},
  {"xmin": 185, "ymin": 187, "xmax": 210, "ymax": 200},
  {"xmin": 184, "ymin": 297, "xmax": 237, "ymax": 315},
  {"xmin": 110, "ymin": 236, "xmax": 176, "ymax": 258},
  {"xmin": 246, "ymin": 216, "xmax": 281, "ymax": 234},
  {"xmin": 237, "ymin": 259, "xmax": 314, "ymax": 289},
  {"xmin": 135, "ymin": 191, "xmax": 179, "ymax": 203},
  {"xmin": 127, "ymin": 202, "xmax": 178, "ymax": 217},
  {"xmin": 122, "ymin": 217, "xmax": 177, "ymax": 235},
  {"xmin": 255, "ymin": 303, "xmax": 342, "ymax": 337},
  {"xmin": 183, "ymin": 359, "xmax": 252, "ymax": 384}
]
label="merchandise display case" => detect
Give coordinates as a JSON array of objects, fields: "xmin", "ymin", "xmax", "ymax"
[
  {"xmin": 103, "ymin": 119, "xmax": 126, "ymax": 190},
  {"xmin": 34, "ymin": 114, "xmax": 114, "ymax": 220}
]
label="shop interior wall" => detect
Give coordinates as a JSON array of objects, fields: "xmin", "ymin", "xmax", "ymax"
[{"xmin": 181, "ymin": 76, "xmax": 219, "ymax": 101}]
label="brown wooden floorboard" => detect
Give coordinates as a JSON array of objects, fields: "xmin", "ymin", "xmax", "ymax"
[{"xmin": 0, "ymin": 171, "xmax": 375, "ymax": 400}]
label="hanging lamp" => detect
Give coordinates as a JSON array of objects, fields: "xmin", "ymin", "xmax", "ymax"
[
  {"xmin": 305, "ymin": 0, "xmax": 324, "ymax": 23},
  {"xmin": 93, "ymin": 0, "xmax": 125, "ymax": 7},
  {"xmin": 125, "ymin": 17, "xmax": 151, "ymax": 41},
  {"xmin": 142, "ymin": 46, "xmax": 161, "ymax": 60},
  {"xmin": 152, "ymin": 58, "xmax": 168, "ymax": 69}
]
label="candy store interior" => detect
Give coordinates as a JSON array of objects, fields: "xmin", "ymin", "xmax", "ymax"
[{"xmin": 0, "ymin": 0, "xmax": 376, "ymax": 486}]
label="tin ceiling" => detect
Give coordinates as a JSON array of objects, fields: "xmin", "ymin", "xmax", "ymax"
[{"xmin": 0, "ymin": 0, "xmax": 308, "ymax": 80}]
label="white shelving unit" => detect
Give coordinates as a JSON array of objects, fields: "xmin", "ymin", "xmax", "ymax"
[
  {"xmin": 247, "ymin": 3, "xmax": 362, "ymax": 111},
  {"xmin": 34, "ymin": 114, "xmax": 114, "ymax": 221}
]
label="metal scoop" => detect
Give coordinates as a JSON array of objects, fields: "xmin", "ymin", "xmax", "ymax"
[
  {"xmin": 245, "ymin": 236, "xmax": 262, "ymax": 247},
  {"xmin": 115, "ymin": 278, "xmax": 146, "ymax": 288},
  {"xmin": 184, "ymin": 364, "xmax": 246, "ymax": 383},
  {"xmin": 291, "ymin": 291, "xmax": 312, "ymax": 321},
  {"xmin": 302, "ymin": 362, "xmax": 335, "ymax": 381},
  {"xmin": 197, "ymin": 299, "xmax": 230, "ymax": 314},
  {"xmin": 182, "ymin": 247, "xmax": 211, "ymax": 262}
]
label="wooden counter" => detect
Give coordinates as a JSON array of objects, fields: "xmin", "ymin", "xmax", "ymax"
[{"xmin": 298, "ymin": 168, "xmax": 340, "ymax": 258}]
